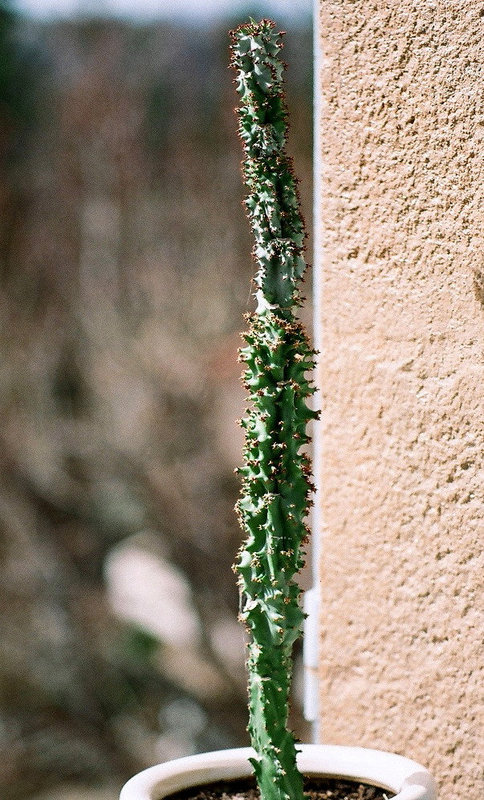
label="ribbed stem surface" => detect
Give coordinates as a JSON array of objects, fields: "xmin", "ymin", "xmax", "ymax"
[{"xmin": 230, "ymin": 20, "xmax": 318, "ymax": 800}]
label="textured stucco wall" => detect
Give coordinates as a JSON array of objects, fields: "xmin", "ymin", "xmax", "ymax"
[{"xmin": 314, "ymin": 3, "xmax": 483, "ymax": 798}]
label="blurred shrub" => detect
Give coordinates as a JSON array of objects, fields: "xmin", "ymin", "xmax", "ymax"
[{"xmin": 0, "ymin": 11, "xmax": 312, "ymax": 800}]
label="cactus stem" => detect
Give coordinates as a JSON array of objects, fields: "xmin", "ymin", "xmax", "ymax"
[{"xmin": 230, "ymin": 18, "xmax": 316, "ymax": 800}]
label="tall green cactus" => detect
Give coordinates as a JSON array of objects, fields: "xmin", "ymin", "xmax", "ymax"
[{"xmin": 230, "ymin": 19, "xmax": 318, "ymax": 800}]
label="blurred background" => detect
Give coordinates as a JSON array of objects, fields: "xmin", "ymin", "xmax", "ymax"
[{"xmin": 0, "ymin": 0, "xmax": 313, "ymax": 797}]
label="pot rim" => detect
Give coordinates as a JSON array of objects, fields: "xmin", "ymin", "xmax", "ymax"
[{"xmin": 119, "ymin": 744, "xmax": 437, "ymax": 800}]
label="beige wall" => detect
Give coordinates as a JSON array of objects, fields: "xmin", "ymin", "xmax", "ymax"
[{"xmin": 314, "ymin": 3, "xmax": 483, "ymax": 798}]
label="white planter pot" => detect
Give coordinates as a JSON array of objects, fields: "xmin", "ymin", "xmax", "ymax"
[{"xmin": 120, "ymin": 744, "xmax": 437, "ymax": 800}]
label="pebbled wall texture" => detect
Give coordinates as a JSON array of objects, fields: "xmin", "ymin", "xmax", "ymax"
[{"xmin": 314, "ymin": 2, "xmax": 483, "ymax": 798}]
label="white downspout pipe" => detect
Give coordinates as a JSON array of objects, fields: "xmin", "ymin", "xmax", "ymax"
[{"xmin": 303, "ymin": 0, "xmax": 323, "ymax": 742}]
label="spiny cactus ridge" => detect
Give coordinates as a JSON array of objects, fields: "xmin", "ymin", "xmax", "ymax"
[{"xmin": 230, "ymin": 20, "xmax": 318, "ymax": 800}]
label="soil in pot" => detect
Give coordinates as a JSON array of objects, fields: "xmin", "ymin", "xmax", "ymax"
[{"xmin": 166, "ymin": 777, "xmax": 395, "ymax": 800}]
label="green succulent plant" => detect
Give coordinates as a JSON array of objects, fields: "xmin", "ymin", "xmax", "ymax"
[{"xmin": 230, "ymin": 19, "xmax": 318, "ymax": 800}]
